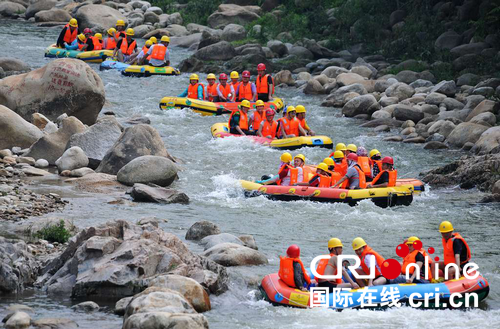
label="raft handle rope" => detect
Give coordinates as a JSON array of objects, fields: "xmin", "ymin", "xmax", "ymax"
[{"xmin": 268, "ymin": 276, "xmax": 308, "ymax": 307}]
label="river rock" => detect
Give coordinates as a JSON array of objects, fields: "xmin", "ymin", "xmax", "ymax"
[
  {"xmin": 221, "ymin": 23, "xmax": 246, "ymax": 42},
  {"xmin": 24, "ymin": 117, "xmax": 86, "ymax": 165},
  {"xmin": 475, "ymin": 78, "xmax": 500, "ymax": 90},
  {"xmin": 324, "ymin": 83, "xmax": 367, "ymax": 107},
  {"xmin": 450, "ymin": 42, "xmax": 489, "ymax": 57},
  {"xmin": 457, "ymin": 73, "xmax": 480, "ymax": 87},
  {"xmin": 202, "ymin": 243, "xmax": 268, "ymax": 266},
  {"xmin": 430, "ymin": 80, "xmax": 456, "ymax": 97},
  {"xmin": 350, "ymin": 65, "xmax": 373, "ymax": 79},
  {"xmin": 409, "ymin": 79, "xmax": 433, "ymax": 88},
  {"xmin": 0, "ymin": 105, "xmax": 43, "ymax": 150},
  {"xmin": 471, "ymin": 127, "xmax": 500, "ymax": 155},
  {"xmin": 0, "ymin": 2, "xmax": 25, "ymax": 17},
  {"xmin": 0, "ymin": 57, "xmax": 30, "ymax": 73},
  {"xmin": 5, "ymin": 311, "xmax": 30, "ymax": 329},
  {"xmin": 342, "ymin": 94, "xmax": 379, "ymax": 117},
  {"xmin": 371, "ymin": 110, "xmax": 392, "ymax": 120},
  {"xmin": 207, "ymin": 4, "xmax": 260, "ymax": 29},
  {"xmin": 336, "ymin": 73, "xmax": 364, "ymax": 86},
  {"xmin": 130, "ymin": 183, "xmax": 189, "ymax": 204},
  {"xmin": 442, "ymin": 97, "xmax": 464, "ymax": 111},
  {"xmin": 303, "ymin": 79, "xmax": 324, "ymax": 94},
  {"xmin": 428, "ymin": 120, "xmax": 456, "ymax": 138},
  {"xmin": 465, "ymin": 100, "xmax": 499, "ymax": 122},
  {"xmin": 194, "ymin": 41, "xmax": 236, "ymax": 61},
  {"xmin": 435, "ymin": 30, "xmax": 462, "ymax": 50},
  {"xmin": 31, "ymin": 318, "xmax": 78, "ymax": 329},
  {"xmin": 0, "ymin": 59, "xmax": 104, "ymax": 126},
  {"xmin": 25, "ymin": 0, "xmax": 55, "ymax": 19},
  {"xmin": 143, "ymin": 11, "xmax": 159, "ymax": 24},
  {"xmin": 321, "ymin": 66, "xmax": 348, "ymax": 78},
  {"xmin": 96, "ymin": 124, "xmax": 171, "ymax": 175},
  {"xmin": 0, "ymin": 237, "xmax": 38, "ymax": 294},
  {"xmin": 117, "ymin": 156, "xmax": 178, "ymax": 187},
  {"xmin": 393, "ymin": 105, "xmax": 424, "ymax": 123},
  {"xmin": 385, "ymin": 82, "xmax": 415, "ymax": 101},
  {"xmin": 274, "ymin": 70, "xmax": 294, "ymax": 86},
  {"xmin": 71, "ymin": 301, "xmax": 99, "ymax": 313},
  {"xmin": 123, "ymin": 312, "xmax": 209, "ymax": 329},
  {"xmin": 185, "ymin": 221, "xmax": 221, "ymax": 241},
  {"xmin": 34, "ymin": 159, "xmax": 49, "ymax": 168},
  {"xmin": 147, "ymin": 275, "xmax": 211, "ymax": 313},
  {"xmin": 55, "ymin": 146, "xmax": 88, "ymax": 173},
  {"xmin": 115, "ymin": 297, "xmax": 133, "ymax": 316},
  {"xmin": 267, "ymin": 40, "xmax": 288, "ymax": 57},
  {"xmin": 75, "ymin": 4, "xmax": 126, "ymax": 30},
  {"xmin": 200, "ymin": 233, "xmax": 244, "ymax": 251},
  {"xmin": 424, "ymin": 141, "xmax": 449, "ymax": 150},
  {"xmin": 494, "ymin": 180, "xmax": 500, "ymax": 195},
  {"xmin": 447, "ymin": 122, "xmax": 489, "ymax": 148},
  {"xmin": 395, "ymin": 70, "xmax": 420, "ymax": 84},
  {"xmin": 289, "ymin": 46, "xmax": 314, "ymax": 60},
  {"xmin": 469, "ymin": 112, "xmax": 497, "ymax": 126}
]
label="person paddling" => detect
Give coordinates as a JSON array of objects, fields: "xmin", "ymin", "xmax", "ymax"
[
  {"xmin": 56, "ymin": 18, "xmax": 78, "ymax": 49},
  {"xmin": 278, "ymin": 244, "xmax": 311, "ymax": 292}
]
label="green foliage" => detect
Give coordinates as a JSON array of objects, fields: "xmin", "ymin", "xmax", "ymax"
[
  {"xmin": 472, "ymin": 0, "xmax": 500, "ymax": 38},
  {"xmin": 386, "ymin": 62, "xmax": 429, "ymax": 75},
  {"xmin": 231, "ymin": 38, "xmax": 259, "ymax": 47},
  {"xmin": 152, "ymin": 0, "xmax": 221, "ymax": 25},
  {"xmin": 34, "ymin": 220, "xmax": 72, "ymax": 244}
]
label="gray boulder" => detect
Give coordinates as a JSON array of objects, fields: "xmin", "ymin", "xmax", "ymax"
[
  {"xmin": 428, "ymin": 120, "xmax": 456, "ymax": 138},
  {"xmin": 342, "ymin": 94, "xmax": 379, "ymax": 117},
  {"xmin": 0, "ymin": 237, "xmax": 39, "ymax": 294},
  {"xmin": 71, "ymin": 301, "xmax": 99, "ymax": 313},
  {"xmin": 267, "ymin": 40, "xmax": 288, "ymax": 57},
  {"xmin": 130, "ymin": 184, "xmax": 189, "ymax": 204},
  {"xmin": 469, "ymin": 112, "xmax": 497, "ymax": 126},
  {"xmin": 200, "ymin": 233, "xmax": 244, "ymax": 251},
  {"xmin": 303, "ymin": 79, "xmax": 324, "ymax": 94},
  {"xmin": 457, "ymin": 73, "xmax": 480, "ymax": 87},
  {"xmin": 385, "ymin": 82, "xmax": 415, "ymax": 101},
  {"xmin": 430, "ymin": 80, "xmax": 456, "ymax": 97},
  {"xmin": 25, "ymin": 0, "xmax": 55, "ymax": 19},
  {"xmin": 202, "ymin": 243, "xmax": 268, "ymax": 266},
  {"xmin": 185, "ymin": 221, "xmax": 221, "ymax": 241},
  {"xmin": 55, "ymin": 146, "xmax": 89, "ymax": 173},
  {"xmin": 117, "ymin": 156, "xmax": 178, "ymax": 187},
  {"xmin": 195, "ymin": 41, "xmax": 236, "ymax": 61},
  {"xmin": 425, "ymin": 92, "xmax": 447, "ymax": 105},
  {"xmin": 274, "ymin": 70, "xmax": 294, "ymax": 86},
  {"xmin": 221, "ymin": 24, "xmax": 246, "ymax": 42},
  {"xmin": 35, "ymin": 9, "xmax": 72, "ymax": 23},
  {"xmin": 0, "ymin": 105, "xmax": 43, "ymax": 150},
  {"xmin": 465, "ymin": 100, "xmax": 499, "ymax": 122},
  {"xmin": 472, "ymin": 127, "xmax": 500, "ymax": 155},
  {"xmin": 321, "ymin": 66, "xmax": 348, "ymax": 78},
  {"xmin": 289, "ymin": 46, "xmax": 314, "ymax": 60},
  {"xmin": 393, "ymin": 105, "xmax": 424, "ymax": 123},
  {"xmin": 0, "ymin": 2, "xmax": 26, "ymax": 17},
  {"xmin": 435, "ymin": 30, "xmax": 462, "ymax": 50},
  {"xmin": 207, "ymin": 4, "xmax": 260, "ymax": 29},
  {"xmin": 123, "ymin": 311, "xmax": 208, "ymax": 329},
  {"xmin": 75, "ymin": 5, "xmax": 126, "ymax": 30},
  {"xmin": 450, "ymin": 42, "xmax": 489, "ymax": 57},
  {"xmin": 447, "ymin": 122, "xmax": 489, "ymax": 148}
]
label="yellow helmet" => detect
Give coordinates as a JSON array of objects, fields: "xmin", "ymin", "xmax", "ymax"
[
  {"xmin": 94, "ymin": 33, "xmax": 102, "ymax": 40},
  {"xmin": 69, "ymin": 18, "xmax": 78, "ymax": 27},
  {"xmin": 335, "ymin": 143, "xmax": 347, "ymax": 151},
  {"xmin": 295, "ymin": 105, "xmax": 306, "ymax": 113},
  {"xmin": 189, "ymin": 73, "xmax": 199, "ymax": 81},
  {"xmin": 255, "ymin": 100, "xmax": 265, "ymax": 107},
  {"xmin": 240, "ymin": 99, "xmax": 251, "ymax": 108},
  {"xmin": 107, "ymin": 27, "xmax": 116, "ymax": 36},
  {"xmin": 275, "ymin": 98, "xmax": 284, "ymax": 109},
  {"xmin": 145, "ymin": 40, "xmax": 153, "ymax": 47},
  {"xmin": 439, "ymin": 221, "xmax": 454, "ymax": 233},
  {"xmin": 323, "ymin": 157, "xmax": 334, "ymax": 166},
  {"xmin": 294, "ymin": 154, "xmax": 305, "ymax": 163},
  {"xmin": 346, "ymin": 144, "xmax": 357, "ymax": 152},
  {"xmin": 406, "ymin": 236, "xmax": 420, "ymax": 245},
  {"xmin": 126, "ymin": 28, "xmax": 134, "ymax": 36},
  {"xmin": 116, "ymin": 19, "xmax": 125, "ymax": 27},
  {"xmin": 369, "ymin": 149, "xmax": 381, "ymax": 158},
  {"xmin": 77, "ymin": 34, "xmax": 86, "ymax": 41},
  {"xmin": 160, "ymin": 35, "xmax": 170, "ymax": 43},
  {"xmin": 333, "ymin": 150, "xmax": 344, "ymax": 159},
  {"xmin": 328, "ymin": 238, "xmax": 343, "ymax": 249},
  {"xmin": 317, "ymin": 163, "xmax": 328, "ymax": 172},
  {"xmin": 230, "ymin": 71, "xmax": 239, "ymax": 79},
  {"xmin": 207, "ymin": 73, "xmax": 216, "ymax": 80},
  {"xmin": 352, "ymin": 237, "xmax": 367, "ymax": 251},
  {"xmin": 280, "ymin": 152, "xmax": 292, "ymax": 163},
  {"xmin": 149, "ymin": 36, "xmax": 158, "ymax": 44}
]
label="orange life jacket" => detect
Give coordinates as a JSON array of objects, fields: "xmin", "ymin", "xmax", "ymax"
[
  {"xmin": 277, "ymin": 164, "xmax": 290, "ymax": 185},
  {"xmin": 298, "ymin": 118, "xmax": 309, "ymax": 134},
  {"xmin": 115, "ymin": 31, "xmax": 126, "ymax": 40},
  {"xmin": 228, "ymin": 109, "xmax": 248, "ymax": 130},
  {"xmin": 77, "ymin": 38, "xmax": 86, "ymax": 50},
  {"xmin": 360, "ymin": 246, "xmax": 385, "ymax": 277},
  {"xmin": 187, "ymin": 83, "xmax": 205, "ymax": 99},
  {"xmin": 252, "ymin": 111, "xmax": 264, "ymax": 131},
  {"xmin": 141, "ymin": 45, "xmax": 149, "ymax": 54},
  {"xmin": 318, "ymin": 174, "xmax": 332, "ymax": 188},
  {"xmin": 302, "ymin": 166, "xmax": 314, "ymax": 182},
  {"xmin": 279, "ymin": 256, "xmax": 311, "ymax": 288},
  {"xmin": 442, "ymin": 233, "xmax": 471, "ymax": 266},
  {"xmin": 357, "ymin": 156, "xmax": 371, "ymax": 178},
  {"xmin": 289, "ymin": 167, "xmax": 300, "ymax": 185},
  {"xmin": 237, "ymin": 82, "xmax": 253, "ymax": 101},
  {"xmin": 330, "ymin": 171, "xmax": 343, "ymax": 186},
  {"xmin": 354, "ymin": 165, "xmax": 367, "ymax": 189},
  {"xmin": 261, "ymin": 120, "xmax": 278, "ymax": 139},
  {"xmin": 371, "ymin": 169, "xmax": 397, "ymax": 187},
  {"xmin": 333, "ymin": 159, "xmax": 348, "ymax": 176},
  {"xmin": 120, "ymin": 38, "xmax": 136, "ymax": 55},
  {"xmin": 207, "ymin": 83, "xmax": 218, "ymax": 102},
  {"xmin": 105, "ymin": 37, "xmax": 117, "ymax": 50},
  {"xmin": 256, "ymin": 74, "xmax": 275, "ymax": 95},
  {"xmin": 402, "ymin": 249, "xmax": 433, "ymax": 280},
  {"xmin": 151, "ymin": 44, "xmax": 167, "ymax": 60},
  {"xmin": 90, "ymin": 36, "xmax": 102, "ymax": 50},
  {"xmin": 231, "ymin": 81, "xmax": 240, "ymax": 93},
  {"xmin": 281, "ymin": 117, "xmax": 300, "ymax": 136},
  {"xmin": 63, "ymin": 24, "xmax": 78, "ymax": 44},
  {"xmin": 218, "ymin": 83, "xmax": 232, "ymax": 99},
  {"xmin": 371, "ymin": 159, "xmax": 383, "ymax": 172},
  {"xmin": 316, "ymin": 254, "xmax": 343, "ymax": 284}
]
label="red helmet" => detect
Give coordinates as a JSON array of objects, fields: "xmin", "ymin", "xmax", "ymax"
[
  {"xmin": 219, "ymin": 73, "xmax": 227, "ymax": 80},
  {"xmin": 242, "ymin": 70, "xmax": 251, "ymax": 78},
  {"xmin": 257, "ymin": 63, "xmax": 266, "ymax": 71},
  {"xmin": 382, "ymin": 156, "xmax": 394, "ymax": 165},
  {"xmin": 83, "ymin": 28, "xmax": 92, "ymax": 35},
  {"xmin": 347, "ymin": 153, "xmax": 358, "ymax": 162},
  {"xmin": 266, "ymin": 109, "xmax": 275, "ymax": 117},
  {"xmin": 287, "ymin": 244, "xmax": 300, "ymax": 258}
]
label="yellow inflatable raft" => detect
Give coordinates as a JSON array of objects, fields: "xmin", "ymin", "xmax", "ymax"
[{"xmin": 122, "ymin": 65, "xmax": 180, "ymax": 77}]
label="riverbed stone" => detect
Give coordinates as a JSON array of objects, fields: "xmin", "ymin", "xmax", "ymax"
[
  {"xmin": 207, "ymin": 4, "xmax": 260, "ymax": 29},
  {"xmin": 202, "ymin": 243, "xmax": 268, "ymax": 266},
  {"xmin": 0, "ymin": 237, "xmax": 39, "ymax": 293},
  {"xmin": 200, "ymin": 233, "xmax": 244, "ymax": 251},
  {"xmin": 71, "ymin": 301, "xmax": 99, "ymax": 313},
  {"xmin": 194, "ymin": 41, "xmax": 236, "ymax": 61},
  {"xmin": 115, "ymin": 297, "xmax": 133, "ymax": 316},
  {"xmin": 430, "ymin": 80, "xmax": 456, "ymax": 96},
  {"xmin": 75, "ymin": 4, "xmax": 126, "ymax": 30},
  {"xmin": 447, "ymin": 122, "xmax": 489, "ymax": 148},
  {"xmin": 471, "ymin": 127, "xmax": 500, "ymax": 155},
  {"xmin": 274, "ymin": 70, "xmax": 294, "ymax": 86},
  {"xmin": 117, "ymin": 156, "xmax": 178, "ymax": 187},
  {"xmin": 342, "ymin": 94, "xmax": 379, "ymax": 117},
  {"xmin": 123, "ymin": 312, "xmax": 209, "ymax": 329},
  {"xmin": 336, "ymin": 72, "xmax": 365, "ymax": 86},
  {"xmin": 393, "ymin": 105, "xmax": 424, "ymax": 123},
  {"xmin": 469, "ymin": 112, "xmax": 497, "ymax": 126},
  {"xmin": 31, "ymin": 318, "xmax": 78, "ymax": 329},
  {"xmin": 5, "ymin": 311, "xmax": 30, "ymax": 329},
  {"xmin": 428, "ymin": 120, "xmax": 456, "ymax": 138},
  {"xmin": 465, "ymin": 100, "xmax": 499, "ymax": 122},
  {"xmin": 0, "ymin": 2, "xmax": 26, "ymax": 17},
  {"xmin": 55, "ymin": 146, "xmax": 88, "ymax": 173},
  {"xmin": 425, "ymin": 92, "xmax": 447, "ymax": 105},
  {"xmin": 0, "ymin": 105, "xmax": 43, "ymax": 150},
  {"xmin": 385, "ymin": 82, "xmax": 415, "ymax": 101},
  {"xmin": 185, "ymin": 221, "xmax": 221, "ymax": 241},
  {"xmin": 130, "ymin": 183, "xmax": 189, "ymax": 204},
  {"xmin": 25, "ymin": 0, "xmax": 55, "ymax": 19},
  {"xmin": 321, "ymin": 66, "xmax": 348, "ymax": 78}
]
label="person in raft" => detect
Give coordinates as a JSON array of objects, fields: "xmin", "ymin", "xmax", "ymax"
[
  {"xmin": 295, "ymin": 105, "xmax": 315, "ymax": 136},
  {"xmin": 315, "ymin": 238, "xmax": 360, "ymax": 289},
  {"xmin": 56, "ymin": 18, "xmax": 78, "ymax": 48},
  {"xmin": 352, "ymin": 237, "xmax": 387, "ymax": 287},
  {"xmin": 389, "ymin": 236, "xmax": 433, "ymax": 284},
  {"xmin": 331, "ymin": 153, "xmax": 366, "ymax": 189},
  {"xmin": 279, "ymin": 244, "xmax": 311, "ymax": 291},
  {"xmin": 263, "ymin": 153, "xmax": 303, "ymax": 186},
  {"xmin": 114, "ymin": 19, "xmax": 127, "ymax": 42},
  {"xmin": 278, "ymin": 106, "xmax": 307, "ymax": 139},
  {"xmin": 216, "ymin": 73, "xmax": 235, "ymax": 102},
  {"xmin": 256, "ymin": 63, "xmax": 274, "ymax": 102},
  {"xmin": 257, "ymin": 109, "xmax": 278, "ymax": 139},
  {"xmin": 103, "ymin": 28, "xmax": 117, "ymax": 50},
  {"xmin": 84, "ymin": 33, "xmax": 103, "ymax": 52},
  {"xmin": 437, "ymin": 221, "xmax": 471, "ymax": 280},
  {"xmin": 228, "ymin": 100, "xmax": 253, "ymax": 135},
  {"xmin": 369, "ymin": 149, "xmax": 383, "ymax": 178},
  {"xmin": 114, "ymin": 28, "xmax": 137, "ymax": 63},
  {"xmin": 128, "ymin": 40, "xmax": 152, "ymax": 65},
  {"xmin": 178, "ymin": 74, "xmax": 204, "ymax": 100},
  {"xmin": 235, "ymin": 70, "xmax": 257, "ymax": 102},
  {"xmin": 230, "ymin": 71, "xmax": 240, "ymax": 93},
  {"xmin": 249, "ymin": 100, "xmax": 265, "ymax": 131},
  {"xmin": 366, "ymin": 156, "xmax": 397, "ymax": 188},
  {"xmin": 294, "ymin": 163, "xmax": 331, "ymax": 187},
  {"xmin": 143, "ymin": 35, "xmax": 170, "ymax": 66}
]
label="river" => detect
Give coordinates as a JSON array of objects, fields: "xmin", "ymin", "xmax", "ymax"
[{"xmin": 1, "ymin": 20, "xmax": 500, "ymax": 329}]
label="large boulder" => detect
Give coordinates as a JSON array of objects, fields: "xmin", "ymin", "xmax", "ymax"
[
  {"xmin": 0, "ymin": 105, "xmax": 43, "ymax": 150},
  {"xmin": 465, "ymin": 100, "xmax": 499, "ymax": 122},
  {"xmin": 435, "ymin": 30, "xmax": 462, "ymax": 50},
  {"xmin": 428, "ymin": 120, "xmax": 456, "ymax": 138},
  {"xmin": 266, "ymin": 40, "xmax": 288, "ymax": 57},
  {"xmin": 74, "ymin": 4, "xmax": 126, "ymax": 30},
  {"xmin": 0, "ymin": 59, "xmax": 104, "ymax": 126},
  {"xmin": 303, "ymin": 79, "xmax": 324, "ymax": 94},
  {"xmin": 0, "ymin": 2, "xmax": 25, "ymax": 17},
  {"xmin": 0, "ymin": 237, "xmax": 39, "ymax": 294},
  {"xmin": 430, "ymin": 80, "xmax": 456, "ymax": 97},
  {"xmin": 395, "ymin": 70, "xmax": 420, "ymax": 84},
  {"xmin": 130, "ymin": 183, "xmax": 189, "ymax": 204},
  {"xmin": 336, "ymin": 73, "xmax": 365, "ymax": 86},
  {"xmin": 273, "ymin": 70, "xmax": 294, "ymax": 86},
  {"xmin": 450, "ymin": 42, "xmax": 489, "ymax": 57},
  {"xmin": 323, "ymin": 83, "xmax": 367, "ymax": 107},
  {"xmin": 200, "ymin": 233, "xmax": 244, "ymax": 251},
  {"xmin": 96, "ymin": 124, "xmax": 172, "ymax": 175},
  {"xmin": 202, "ymin": 243, "xmax": 268, "ymax": 266},
  {"xmin": 0, "ymin": 57, "xmax": 30, "ymax": 73},
  {"xmin": 393, "ymin": 105, "xmax": 424, "ymax": 123},
  {"xmin": 385, "ymin": 82, "xmax": 415, "ymax": 101},
  {"xmin": 321, "ymin": 66, "xmax": 348, "ymax": 78},
  {"xmin": 221, "ymin": 23, "xmax": 246, "ymax": 42},
  {"xmin": 207, "ymin": 4, "xmax": 260, "ymax": 29},
  {"xmin": 117, "ymin": 156, "xmax": 178, "ymax": 187},
  {"xmin": 447, "ymin": 122, "xmax": 489, "ymax": 148},
  {"xmin": 123, "ymin": 312, "xmax": 208, "ymax": 329},
  {"xmin": 185, "ymin": 221, "xmax": 221, "ymax": 241},
  {"xmin": 194, "ymin": 41, "xmax": 236, "ymax": 61},
  {"xmin": 35, "ymin": 8, "xmax": 72, "ymax": 22},
  {"xmin": 25, "ymin": 0, "xmax": 55, "ymax": 19},
  {"xmin": 342, "ymin": 94, "xmax": 379, "ymax": 117},
  {"xmin": 5, "ymin": 311, "xmax": 31, "ymax": 329},
  {"xmin": 67, "ymin": 116, "xmax": 123, "ymax": 169},
  {"xmin": 39, "ymin": 220, "xmax": 229, "ymax": 297},
  {"xmin": 288, "ymin": 46, "xmax": 314, "ymax": 60},
  {"xmin": 24, "ymin": 116, "xmax": 87, "ymax": 165},
  {"xmin": 55, "ymin": 146, "xmax": 89, "ymax": 173},
  {"xmin": 472, "ymin": 127, "xmax": 500, "ymax": 155}
]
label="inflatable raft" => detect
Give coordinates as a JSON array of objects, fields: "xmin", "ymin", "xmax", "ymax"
[
  {"xmin": 211, "ymin": 123, "xmax": 333, "ymax": 150},
  {"xmin": 260, "ymin": 271, "xmax": 489, "ymax": 309},
  {"xmin": 99, "ymin": 59, "xmax": 180, "ymax": 77},
  {"xmin": 45, "ymin": 45, "xmax": 112, "ymax": 63},
  {"xmin": 240, "ymin": 180, "xmax": 414, "ymax": 207},
  {"xmin": 159, "ymin": 97, "xmax": 285, "ymax": 116}
]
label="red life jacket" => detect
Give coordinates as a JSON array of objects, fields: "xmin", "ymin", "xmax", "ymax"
[
  {"xmin": 120, "ymin": 38, "xmax": 136, "ymax": 55},
  {"xmin": 228, "ymin": 110, "xmax": 248, "ymax": 130},
  {"xmin": 256, "ymin": 74, "xmax": 275, "ymax": 96},
  {"xmin": 278, "ymin": 256, "xmax": 311, "ymax": 288},
  {"xmin": 402, "ymin": 249, "xmax": 433, "ymax": 280},
  {"xmin": 105, "ymin": 37, "xmax": 117, "ymax": 50},
  {"xmin": 371, "ymin": 169, "xmax": 397, "ymax": 187},
  {"xmin": 237, "ymin": 82, "xmax": 254, "ymax": 101},
  {"xmin": 442, "ymin": 233, "xmax": 471, "ymax": 266},
  {"xmin": 63, "ymin": 24, "xmax": 78, "ymax": 44},
  {"xmin": 187, "ymin": 83, "xmax": 205, "ymax": 99},
  {"xmin": 360, "ymin": 246, "xmax": 385, "ymax": 277},
  {"xmin": 316, "ymin": 254, "xmax": 343, "ymax": 284},
  {"xmin": 260, "ymin": 120, "xmax": 278, "ymax": 139},
  {"xmin": 151, "ymin": 44, "xmax": 167, "ymax": 60}
]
